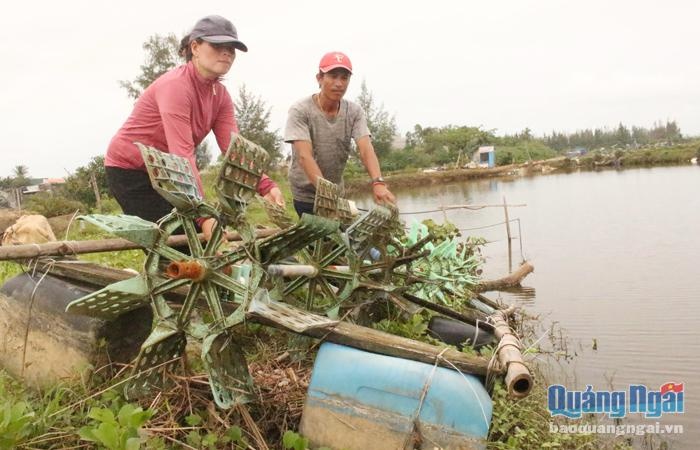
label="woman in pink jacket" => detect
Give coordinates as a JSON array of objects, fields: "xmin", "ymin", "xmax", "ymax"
[{"xmin": 105, "ymin": 15, "xmax": 283, "ymax": 237}]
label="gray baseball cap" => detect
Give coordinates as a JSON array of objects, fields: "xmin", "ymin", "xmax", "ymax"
[{"xmin": 189, "ymin": 15, "xmax": 248, "ymax": 52}]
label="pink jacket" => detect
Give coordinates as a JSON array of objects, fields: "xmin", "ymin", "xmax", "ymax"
[{"xmin": 105, "ymin": 61, "xmax": 275, "ymax": 196}]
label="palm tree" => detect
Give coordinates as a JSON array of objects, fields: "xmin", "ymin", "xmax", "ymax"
[
  {"xmin": 11, "ymin": 165, "xmax": 30, "ymax": 188},
  {"xmin": 12, "ymin": 165, "xmax": 28, "ymax": 178}
]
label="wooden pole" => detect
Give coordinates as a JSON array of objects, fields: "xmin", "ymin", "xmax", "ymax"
[
  {"xmin": 14, "ymin": 188, "xmax": 22, "ymax": 210},
  {"xmin": 474, "ymin": 261, "xmax": 534, "ymax": 292},
  {"xmin": 399, "ymin": 292, "xmax": 494, "ymax": 333},
  {"xmin": 247, "ymin": 298, "xmax": 495, "ymax": 376},
  {"xmin": 503, "ymin": 196, "xmax": 512, "ymax": 272},
  {"xmin": 90, "ymin": 172, "xmax": 102, "ymax": 210},
  {"xmin": 0, "ymin": 228, "xmax": 279, "ymax": 261}
]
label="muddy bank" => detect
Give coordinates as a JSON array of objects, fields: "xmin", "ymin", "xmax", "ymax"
[
  {"xmin": 345, "ymin": 150, "xmax": 696, "ymax": 194},
  {"xmin": 344, "ymin": 158, "xmax": 567, "ymax": 194}
]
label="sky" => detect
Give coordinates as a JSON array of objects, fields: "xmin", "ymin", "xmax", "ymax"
[{"xmin": 1, "ymin": 0, "xmax": 699, "ymax": 178}]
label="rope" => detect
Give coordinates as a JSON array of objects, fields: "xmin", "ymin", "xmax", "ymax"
[
  {"xmin": 438, "ymin": 354, "xmax": 491, "ymax": 430},
  {"xmin": 63, "ymin": 209, "xmax": 81, "ymax": 241},
  {"xmin": 402, "ymin": 347, "xmax": 448, "ymax": 449},
  {"xmin": 401, "ymin": 218, "xmax": 521, "ymax": 235},
  {"xmin": 398, "ymin": 203, "xmax": 528, "ymax": 215},
  {"xmin": 20, "ymin": 258, "xmax": 55, "ymax": 377},
  {"xmin": 458, "ymin": 219, "xmax": 519, "ymax": 232},
  {"xmin": 399, "ymin": 205, "xmax": 489, "ymax": 215}
]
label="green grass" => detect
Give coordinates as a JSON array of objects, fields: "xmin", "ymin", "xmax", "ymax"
[
  {"xmin": 0, "ymin": 262, "xmax": 23, "ymax": 285},
  {"xmin": 577, "ymin": 143, "xmax": 697, "ymax": 169},
  {"xmin": 495, "ymin": 141, "xmax": 558, "ymax": 165}
]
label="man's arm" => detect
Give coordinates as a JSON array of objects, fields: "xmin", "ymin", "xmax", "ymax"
[
  {"xmin": 356, "ymin": 136, "xmax": 396, "ymax": 205},
  {"xmin": 292, "ymin": 140, "xmax": 324, "ymax": 186}
]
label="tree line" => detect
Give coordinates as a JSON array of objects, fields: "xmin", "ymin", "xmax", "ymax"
[
  {"xmin": 539, "ymin": 121, "xmax": 683, "ymax": 151},
  {"xmin": 3, "ymin": 33, "xmax": 696, "ymax": 215}
]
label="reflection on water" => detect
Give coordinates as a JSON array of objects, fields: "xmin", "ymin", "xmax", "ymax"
[
  {"xmin": 484, "ymin": 286, "xmax": 538, "ymax": 305},
  {"xmin": 355, "ymin": 165, "xmax": 699, "ymax": 448}
]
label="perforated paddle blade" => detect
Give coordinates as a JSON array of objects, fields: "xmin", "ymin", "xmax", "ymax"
[
  {"xmin": 263, "ymin": 201, "xmax": 296, "ymax": 229},
  {"xmin": 65, "ymin": 275, "xmax": 151, "ymax": 320},
  {"xmin": 216, "ymin": 133, "xmax": 270, "ymax": 218},
  {"xmin": 246, "ymin": 289, "xmax": 338, "ymax": 333},
  {"xmin": 79, "ymin": 214, "xmax": 161, "ymax": 248},
  {"xmin": 346, "ymin": 205, "xmax": 392, "ymax": 256},
  {"xmin": 202, "ymin": 330, "xmax": 254, "ymax": 408},
  {"xmin": 336, "ymin": 198, "xmax": 356, "ymax": 226},
  {"xmin": 138, "ymin": 143, "xmax": 202, "ymax": 211},
  {"xmin": 124, "ymin": 322, "xmax": 186, "ymax": 400},
  {"xmin": 379, "ymin": 204, "xmax": 403, "ymax": 241},
  {"xmin": 257, "ymin": 214, "xmax": 339, "ymax": 265},
  {"xmin": 313, "ymin": 178, "xmax": 340, "ymax": 219}
]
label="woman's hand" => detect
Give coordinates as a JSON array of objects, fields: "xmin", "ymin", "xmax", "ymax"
[
  {"xmin": 263, "ymin": 187, "xmax": 286, "ymax": 207},
  {"xmin": 372, "ymin": 183, "xmax": 396, "ymax": 206},
  {"xmin": 201, "ymin": 217, "xmax": 218, "ymax": 243}
]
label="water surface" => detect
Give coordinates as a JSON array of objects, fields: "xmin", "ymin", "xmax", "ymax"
[{"xmin": 358, "ymin": 165, "xmax": 699, "ymax": 448}]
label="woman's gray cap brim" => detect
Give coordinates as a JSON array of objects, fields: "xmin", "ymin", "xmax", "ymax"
[{"xmin": 200, "ymin": 35, "xmax": 248, "ymax": 52}]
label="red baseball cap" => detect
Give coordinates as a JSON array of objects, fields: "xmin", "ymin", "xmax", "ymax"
[{"xmin": 319, "ymin": 51, "xmax": 353, "ymax": 73}]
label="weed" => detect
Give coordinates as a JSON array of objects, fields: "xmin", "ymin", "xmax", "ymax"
[
  {"xmin": 77, "ymin": 403, "xmax": 153, "ymax": 450},
  {"xmin": 0, "ymin": 400, "xmax": 35, "ymax": 449},
  {"xmin": 0, "ymin": 261, "xmax": 22, "ymax": 284}
]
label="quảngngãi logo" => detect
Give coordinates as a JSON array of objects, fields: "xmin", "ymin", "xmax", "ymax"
[{"xmin": 548, "ymin": 382, "xmax": 684, "ymax": 419}]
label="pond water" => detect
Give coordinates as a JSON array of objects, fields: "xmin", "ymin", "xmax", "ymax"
[{"xmin": 357, "ymin": 165, "xmax": 699, "ymax": 448}]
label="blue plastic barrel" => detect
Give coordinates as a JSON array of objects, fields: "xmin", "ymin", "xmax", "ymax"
[{"xmin": 300, "ymin": 342, "xmax": 492, "ymax": 450}]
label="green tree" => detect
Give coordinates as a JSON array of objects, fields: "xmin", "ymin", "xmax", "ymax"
[
  {"xmin": 120, "ymin": 33, "xmax": 210, "ymax": 169},
  {"xmin": 195, "ymin": 141, "xmax": 212, "ymax": 170},
  {"xmin": 234, "ymin": 84, "xmax": 282, "ymax": 163},
  {"xmin": 422, "ymin": 125, "xmax": 493, "ymax": 164},
  {"xmin": 60, "ymin": 156, "xmax": 107, "ymax": 209},
  {"xmin": 119, "ymin": 34, "xmax": 180, "ymax": 100},
  {"xmin": 356, "ymin": 80, "xmax": 398, "ymax": 158},
  {"xmin": 405, "ymin": 124, "xmax": 425, "ymax": 149},
  {"xmin": 615, "ymin": 123, "xmax": 631, "ymax": 147}
]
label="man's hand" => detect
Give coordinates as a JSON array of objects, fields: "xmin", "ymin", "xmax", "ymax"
[
  {"xmin": 372, "ymin": 183, "xmax": 396, "ymax": 205},
  {"xmin": 263, "ymin": 187, "xmax": 286, "ymax": 207}
]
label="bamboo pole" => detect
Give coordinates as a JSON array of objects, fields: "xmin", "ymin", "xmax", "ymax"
[
  {"xmin": 0, "ymin": 228, "xmax": 279, "ymax": 261},
  {"xmin": 489, "ymin": 306, "xmax": 533, "ymax": 398},
  {"xmin": 503, "ymin": 196, "xmax": 512, "ymax": 272}
]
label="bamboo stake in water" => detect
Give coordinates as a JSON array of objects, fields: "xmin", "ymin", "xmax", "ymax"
[{"xmin": 503, "ymin": 196, "xmax": 512, "ymax": 272}]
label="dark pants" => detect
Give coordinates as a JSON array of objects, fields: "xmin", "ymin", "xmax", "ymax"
[
  {"xmin": 106, "ymin": 167, "xmax": 173, "ymax": 223},
  {"xmin": 293, "ymin": 200, "xmax": 315, "ymax": 218}
]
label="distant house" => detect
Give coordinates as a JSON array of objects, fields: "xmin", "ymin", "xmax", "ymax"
[
  {"xmin": 0, "ymin": 177, "xmax": 67, "ymax": 208},
  {"xmin": 472, "ymin": 146, "xmax": 495, "ymax": 168},
  {"xmin": 565, "ymin": 147, "xmax": 587, "ymax": 158},
  {"xmin": 21, "ymin": 177, "xmax": 65, "ymax": 195}
]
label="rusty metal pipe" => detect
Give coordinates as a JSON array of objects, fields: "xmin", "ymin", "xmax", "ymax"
[{"xmin": 166, "ymin": 260, "xmax": 205, "ymax": 281}]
